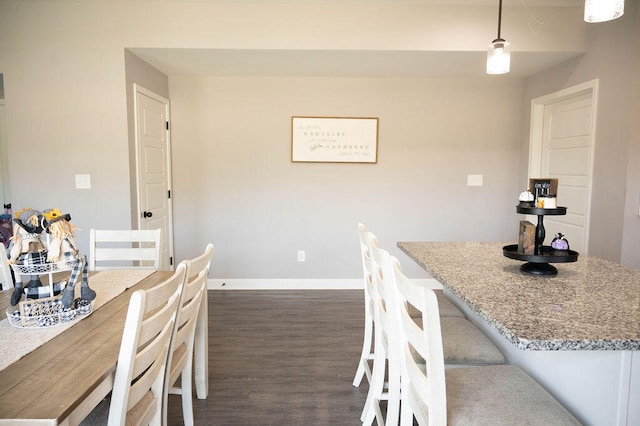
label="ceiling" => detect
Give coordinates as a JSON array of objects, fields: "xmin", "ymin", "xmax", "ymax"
[
  {"xmin": 130, "ymin": 48, "xmax": 583, "ymax": 79},
  {"xmin": 129, "ymin": 0, "xmax": 585, "ymax": 79}
]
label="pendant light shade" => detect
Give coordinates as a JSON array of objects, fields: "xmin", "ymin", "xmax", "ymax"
[
  {"xmin": 487, "ymin": 0, "xmax": 510, "ymax": 75},
  {"xmin": 584, "ymin": 0, "xmax": 624, "ymax": 22},
  {"xmin": 487, "ymin": 39, "xmax": 511, "ymax": 74}
]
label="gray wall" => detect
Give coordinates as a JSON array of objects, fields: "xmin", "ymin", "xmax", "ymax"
[
  {"xmin": 169, "ymin": 76, "xmax": 522, "ymax": 278},
  {"xmin": 521, "ymin": 0, "xmax": 640, "ymax": 268},
  {"xmin": 0, "ymin": 0, "xmax": 636, "ymax": 280},
  {"xmin": 621, "ymin": 1, "xmax": 640, "ymax": 268}
]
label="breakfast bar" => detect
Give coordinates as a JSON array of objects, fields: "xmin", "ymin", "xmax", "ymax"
[{"xmin": 398, "ymin": 241, "xmax": 640, "ymax": 426}]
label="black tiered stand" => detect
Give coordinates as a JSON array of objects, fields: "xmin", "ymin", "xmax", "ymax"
[{"xmin": 502, "ymin": 205, "xmax": 579, "ymax": 275}]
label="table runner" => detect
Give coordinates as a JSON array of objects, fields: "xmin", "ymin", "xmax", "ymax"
[{"xmin": 0, "ymin": 269, "xmax": 154, "ymax": 372}]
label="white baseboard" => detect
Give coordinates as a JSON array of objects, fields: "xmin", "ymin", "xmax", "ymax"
[{"xmin": 207, "ymin": 278, "xmax": 442, "ymax": 290}]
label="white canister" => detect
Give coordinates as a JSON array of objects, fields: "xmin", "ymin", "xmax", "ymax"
[{"xmin": 540, "ymin": 195, "xmax": 557, "ymax": 208}]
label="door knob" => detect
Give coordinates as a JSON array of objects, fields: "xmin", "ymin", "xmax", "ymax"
[{"xmin": 143, "ymin": 211, "xmax": 153, "ymax": 218}]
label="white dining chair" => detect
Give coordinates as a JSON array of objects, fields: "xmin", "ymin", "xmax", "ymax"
[
  {"xmin": 0, "ymin": 245, "xmax": 13, "ymax": 290},
  {"xmin": 362, "ymin": 237, "xmax": 505, "ymax": 426},
  {"xmin": 80, "ymin": 262, "xmax": 186, "ymax": 426},
  {"xmin": 392, "ymin": 257, "xmax": 581, "ymax": 426},
  {"xmin": 89, "ymin": 228, "xmax": 161, "ymax": 271},
  {"xmin": 352, "ymin": 223, "xmax": 376, "ymax": 388},
  {"xmin": 360, "ymin": 233, "xmax": 402, "ymax": 426},
  {"xmin": 187, "ymin": 243, "xmax": 214, "ymax": 399},
  {"xmin": 353, "ymin": 224, "xmax": 465, "ymax": 389},
  {"xmin": 163, "ymin": 244, "xmax": 214, "ymax": 426}
]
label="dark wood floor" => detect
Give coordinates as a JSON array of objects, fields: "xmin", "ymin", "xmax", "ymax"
[{"xmin": 167, "ymin": 290, "xmax": 371, "ymax": 425}]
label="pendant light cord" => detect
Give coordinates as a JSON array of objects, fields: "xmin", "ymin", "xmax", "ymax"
[{"xmin": 497, "ymin": 0, "xmax": 503, "ymax": 40}]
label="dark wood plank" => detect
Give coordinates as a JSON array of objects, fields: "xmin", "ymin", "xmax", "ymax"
[{"xmin": 166, "ymin": 290, "xmax": 370, "ymax": 425}]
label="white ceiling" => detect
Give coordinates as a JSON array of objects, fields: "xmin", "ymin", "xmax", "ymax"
[
  {"xmin": 128, "ymin": 0, "xmax": 585, "ymax": 79},
  {"xmin": 130, "ymin": 48, "xmax": 583, "ymax": 79}
]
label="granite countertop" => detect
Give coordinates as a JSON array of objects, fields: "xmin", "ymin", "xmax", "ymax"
[{"xmin": 397, "ymin": 241, "xmax": 640, "ymax": 351}]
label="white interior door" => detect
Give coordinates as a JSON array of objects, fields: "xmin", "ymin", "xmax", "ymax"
[
  {"xmin": 134, "ymin": 85, "xmax": 174, "ymax": 270},
  {"xmin": 529, "ymin": 80, "xmax": 598, "ymax": 254}
]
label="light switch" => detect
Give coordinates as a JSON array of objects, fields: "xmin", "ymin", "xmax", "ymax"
[
  {"xmin": 467, "ymin": 174, "xmax": 483, "ymax": 186},
  {"xmin": 75, "ymin": 174, "xmax": 91, "ymax": 189}
]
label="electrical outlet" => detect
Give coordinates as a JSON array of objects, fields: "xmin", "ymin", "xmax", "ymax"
[
  {"xmin": 467, "ymin": 174, "xmax": 483, "ymax": 186},
  {"xmin": 297, "ymin": 250, "xmax": 305, "ymax": 262}
]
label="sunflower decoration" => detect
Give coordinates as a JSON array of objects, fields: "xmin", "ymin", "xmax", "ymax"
[
  {"xmin": 43, "ymin": 208, "xmax": 62, "ymax": 222},
  {"xmin": 42, "ymin": 208, "xmax": 72, "ymax": 231}
]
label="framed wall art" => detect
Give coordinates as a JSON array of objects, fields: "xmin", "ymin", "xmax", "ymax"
[{"xmin": 291, "ymin": 116, "xmax": 378, "ymax": 163}]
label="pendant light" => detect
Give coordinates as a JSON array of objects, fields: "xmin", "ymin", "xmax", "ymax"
[
  {"xmin": 487, "ymin": 0, "xmax": 510, "ymax": 75},
  {"xmin": 584, "ymin": 0, "xmax": 624, "ymax": 23}
]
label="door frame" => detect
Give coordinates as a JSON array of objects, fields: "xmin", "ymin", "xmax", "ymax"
[
  {"xmin": 0, "ymin": 99, "xmax": 10, "ymax": 207},
  {"xmin": 528, "ymin": 79, "xmax": 599, "ymax": 254},
  {"xmin": 132, "ymin": 84, "xmax": 175, "ymax": 269}
]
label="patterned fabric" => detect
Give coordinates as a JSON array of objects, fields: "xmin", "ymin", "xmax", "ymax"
[
  {"xmin": 24, "ymin": 281, "xmax": 66, "ymax": 299},
  {"xmin": 14, "ymin": 251, "xmax": 48, "ymax": 285},
  {"xmin": 64, "ymin": 252, "xmax": 88, "ymax": 287},
  {"xmin": 19, "ymin": 250, "xmax": 48, "ymax": 266}
]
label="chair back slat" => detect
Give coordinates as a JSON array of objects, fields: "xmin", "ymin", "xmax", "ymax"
[
  {"xmin": 172, "ymin": 268, "xmax": 207, "ymax": 360},
  {"xmin": 184, "ymin": 243, "xmax": 214, "ymax": 280},
  {"xmin": 360, "ymin": 230, "xmax": 376, "ymax": 320},
  {"xmin": 90, "ymin": 228, "xmax": 161, "ymax": 271}
]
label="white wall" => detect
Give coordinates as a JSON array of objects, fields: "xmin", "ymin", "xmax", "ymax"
[
  {"xmin": 169, "ymin": 76, "xmax": 522, "ymax": 278},
  {"xmin": 621, "ymin": 2, "xmax": 640, "ymax": 270},
  {"xmin": 1, "ymin": 0, "xmax": 636, "ymax": 280}
]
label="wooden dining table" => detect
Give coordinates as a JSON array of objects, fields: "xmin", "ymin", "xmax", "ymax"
[{"xmin": 0, "ymin": 270, "xmax": 209, "ymax": 425}]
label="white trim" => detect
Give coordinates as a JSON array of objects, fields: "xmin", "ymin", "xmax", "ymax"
[
  {"xmin": 207, "ymin": 278, "xmax": 443, "ymax": 290},
  {"xmin": 0, "ymin": 100, "xmax": 10, "ymax": 206}
]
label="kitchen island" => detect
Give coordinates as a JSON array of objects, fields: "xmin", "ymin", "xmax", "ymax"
[{"xmin": 398, "ymin": 241, "xmax": 640, "ymax": 426}]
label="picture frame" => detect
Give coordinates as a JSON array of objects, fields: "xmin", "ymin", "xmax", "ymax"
[
  {"xmin": 529, "ymin": 178, "xmax": 558, "ymax": 200},
  {"xmin": 291, "ymin": 116, "xmax": 378, "ymax": 163},
  {"xmin": 518, "ymin": 220, "xmax": 536, "ymax": 255}
]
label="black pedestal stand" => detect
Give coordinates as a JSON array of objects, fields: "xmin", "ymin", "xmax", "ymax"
[{"xmin": 502, "ymin": 206, "xmax": 578, "ymax": 276}]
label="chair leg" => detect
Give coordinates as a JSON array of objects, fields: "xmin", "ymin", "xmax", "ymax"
[
  {"xmin": 385, "ymin": 353, "xmax": 401, "ymax": 426},
  {"xmin": 361, "ymin": 337, "xmax": 386, "ymax": 423},
  {"xmin": 362, "ymin": 397, "xmax": 385, "ymax": 426},
  {"xmin": 400, "ymin": 401, "xmax": 414, "ymax": 426},
  {"xmin": 353, "ymin": 309, "xmax": 374, "ymax": 387},
  {"xmin": 194, "ymin": 292, "xmax": 208, "ymax": 399},
  {"xmin": 181, "ymin": 360, "xmax": 195, "ymax": 426}
]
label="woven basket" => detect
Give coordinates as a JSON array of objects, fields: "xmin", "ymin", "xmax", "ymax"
[
  {"xmin": 10, "ymin": 258, "xmax": 78, "ymax": 275},
  {"xmin": 5, "ymin": 295, "xmax": 93, "ymax": 328}
]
